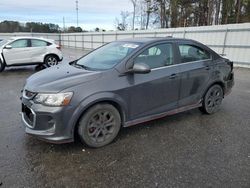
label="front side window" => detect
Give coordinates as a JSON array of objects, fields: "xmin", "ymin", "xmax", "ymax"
[
  {"xmin": 134, "ymin": 43, "xmax": 173, "ymax": 69},
  {"xmin": 10, "ymin": 39, "xmax": 28, "ymax": 48},
  {"xmin": 75, "ymin": 42, "xmax": 141, "ymax": 70},
  {"xmin": 31, "ymin": 39, "xmax": 47, "ymax": 47},
  {"xmin": 178, "ymin": 44, "xmax": 210, "ymax": 63}
]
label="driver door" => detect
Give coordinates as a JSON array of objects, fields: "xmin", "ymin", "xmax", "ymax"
[
  {"xmin": 125, "ymin": 42, "xmax": 181, "ymax": 120},
  {"xmin": 3, "ymin": 39, "xmax": 31, "ymax": 65}
]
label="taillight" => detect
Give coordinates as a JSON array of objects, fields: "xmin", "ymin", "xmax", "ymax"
[
  {"xmin": 56, "ymin": 45, "xmax": 61, "ymax": 50},
  {"xmin": 228, "ymin": 61, "xmax": 233, "ymax": 71}
]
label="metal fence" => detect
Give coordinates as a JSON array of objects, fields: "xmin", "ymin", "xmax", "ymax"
[{"xmin": 1, "ymin": 23, "xmax": 250, "ymax": 66}]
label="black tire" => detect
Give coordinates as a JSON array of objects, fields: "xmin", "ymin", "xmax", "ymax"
[
  {"xmin": 78, "ymin": 104, "xmax": 121, "ymax": 148},
  {"xmin": 200, "ymin": 84, "xmax": 224, "ymax": 114},
  {"xmin": 0, "ymin": 58, "xmax": 5, "ymax": 72},
  {"xmin": 35, "ymin": 64, "xmax": 46, "ymax": 71},
  {"xmin": 44, "ymin": 55, "xmax": 58, "ymax": 67}
]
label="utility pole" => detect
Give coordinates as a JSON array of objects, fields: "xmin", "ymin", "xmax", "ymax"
[
  {"xmin": 63, "ymin": 17, "xmax": 65, "ymax": 32},
  {"xmin": 76, "ymin": 0, "xmax": 79, "ymax": 27}
]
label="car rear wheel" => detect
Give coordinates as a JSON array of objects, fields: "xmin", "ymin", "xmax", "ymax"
[
  {"xmin": 44, "ymin": 55, "xmax": 58, "ymax": 67},
  {"xmin": 0, "ymin": 59, "xmax": 5, "ymax": 72},
  {"xmin": 200, "ymin": 84, "xmax": 223, "ymax": 114},
  {"xmin": 78, "ymin": 104, "xmax": 121, "ymax": 148}
]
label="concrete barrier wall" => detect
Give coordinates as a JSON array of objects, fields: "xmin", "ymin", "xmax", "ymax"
[{"xmin": 1, "ymin": 23, "xmax": 250, "ymax": 66}]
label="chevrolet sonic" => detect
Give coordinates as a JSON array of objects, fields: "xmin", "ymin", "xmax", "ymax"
[{"xmin": 21, "ymin": 37, "xmax": 234, "ymax": 147}]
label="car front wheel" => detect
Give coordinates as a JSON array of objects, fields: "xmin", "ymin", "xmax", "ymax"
[
  {"xmin": 78, "ymin": 104, "xmax": 121, "ymax": 148},
  {"xmin": 44, "ymin": 55, "xmax": 58, "ymax": 67},
  {"xmin": 200, "ymin": 84, "xmax": 224, "ymax": 114}
]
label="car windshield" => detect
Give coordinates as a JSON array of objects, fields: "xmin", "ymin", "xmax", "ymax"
[
  {"xmin": 75, "ymin": 41, "xmax": 141, "ymax": 70},
  {"xmin": 0, "ymin": 39, "xmax": 10, "ymax": 46}
]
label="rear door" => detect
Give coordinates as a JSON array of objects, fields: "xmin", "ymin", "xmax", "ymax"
[
  {"xmin": 3, "ymin": 39, "xmax": 31, "ymax": 65},
  {"xmin": 177, "ymin": 42, "xmax": 213, "ymax": 107},
  {"xmin": 30, "ymin": 39, "xmax": 48, "ymax": 63},
  {"xmin": 125, "ymin": 42, "xmax": 181, "ymax": 120}
]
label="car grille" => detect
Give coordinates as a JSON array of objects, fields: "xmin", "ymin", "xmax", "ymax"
[
  {"xmin": 22, "ymin": 104, "xmax": 35, "ymax": 128},
  {"xmin": 23, "ymin": 90, "xmax": 36, "ymax": 99}
]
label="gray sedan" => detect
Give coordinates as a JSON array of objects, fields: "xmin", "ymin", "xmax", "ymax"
[{"xmin": 21, "ymin": 37, "xmax": 234, "ymax": 147}]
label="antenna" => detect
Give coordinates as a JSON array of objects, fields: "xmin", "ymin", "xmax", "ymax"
[{"xmin": 76, "ymin": 0, "xmax": 79, "ymax": 27}]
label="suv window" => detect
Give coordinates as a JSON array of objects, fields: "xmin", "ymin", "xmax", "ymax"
[
  {"xmin": 31, "ymin": 39, "xmax": 47, "ymax": 47},
  {"xmin": 134, "ymin": 43, "xmax": 173, "ymax": 69},
  {"xmin": 178, "ymin": 44, "xmax": 210, "ymax": 63},
  {"xmin": 10, "ymin": 39, "xmax": 28, "ymax": 48}
]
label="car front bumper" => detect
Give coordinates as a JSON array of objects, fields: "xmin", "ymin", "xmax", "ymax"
[{"xmin": 21, "ymin": 97, "xmax": 74, "ymax": 143}]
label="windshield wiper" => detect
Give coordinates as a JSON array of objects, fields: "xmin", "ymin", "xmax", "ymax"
[{"xmin": 73, "ymin": 62, "xmax": 91, "ymax": 70}]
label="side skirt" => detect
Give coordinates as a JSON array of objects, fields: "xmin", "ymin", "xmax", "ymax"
[
  {"xmin": 6, "ymin": 62, "xmax": 43, "ymax": 67},
  {"xmin": 124, "ymin": 102, "xmax": 202, "ymax": 127}
]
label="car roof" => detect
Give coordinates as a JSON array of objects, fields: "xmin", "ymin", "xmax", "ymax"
[
  {"xmin": 9, "ymin": 36, "xmax": 54, "ymax": 42},
  {"xmin": 116, "ymin": 37, "xmax": 196, "ymax": 44}
]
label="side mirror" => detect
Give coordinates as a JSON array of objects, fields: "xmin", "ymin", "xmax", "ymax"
[
  {"xmin": 126, "ymin": 63, "xmax": 151, "ymax": 74},
  {"xmin": 4, "ymin": 45, "xmax": 12, "ymax": 49}
]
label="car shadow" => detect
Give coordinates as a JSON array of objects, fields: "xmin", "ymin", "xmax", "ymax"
[{"xmin": 1, "ymin": 65, "xmax": 46, "ymax": 76}]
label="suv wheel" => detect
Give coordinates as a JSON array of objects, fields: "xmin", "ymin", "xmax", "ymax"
[
  {"xmin": 44, "ymin": 55, "xmax": 58, "ymax": 67},
  {"xmin": 78, "ymin": 104, "xmax": 121, "ymax": 148},
  {"xmin": 0, "ymin": 59, "xmax": 5, "ymax": 72},
  {"xmin": 200, "ymin": 84, "xmax": 223, "ymax": 114}
]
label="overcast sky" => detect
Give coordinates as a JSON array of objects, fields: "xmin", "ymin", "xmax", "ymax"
[{"xmin": 0, "ymin": 0, "xmax": 133, "ymax": 30}]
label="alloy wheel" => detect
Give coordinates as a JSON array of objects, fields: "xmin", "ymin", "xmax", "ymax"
[
  {"xmin": 46, "ymin": 56, "xmax": 58, "ymax": 66},
  {"xmin": 78, "ymin": 104, "xmax": 121, "ymax": 148},
  {"xmin": 204, "ymin": 85, "xmax": 223, "ymax": 114},
  {"xmin": 87, "ymin": 110, "xmax": 116, "ymax": 143}
]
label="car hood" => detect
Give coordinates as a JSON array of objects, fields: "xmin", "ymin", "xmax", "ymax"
[{"xmin": 25, "ymin": 63, "xmax": 102, "ymax": 92}]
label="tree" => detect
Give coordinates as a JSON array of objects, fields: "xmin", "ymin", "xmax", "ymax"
[
  {"xmin": 0, "ymin": 21, "xmax": 21, "ymax": 32},
  {"xmin": 145, "ymin": 0, "xmax": 154, "ymax": 29},
  {"xmin": 221, "ymin": 0, "xmax": 234, "ymax": 24},
  {"xmin": 0, "ymin": 21, "xmax": 61, "ymax": 33},
  {"xmin": 235, "ymin": 0, "xmax": 242, "ymax": 23},
  {"xmin": 137, "ymin": 0, "xmax": 147, "ymax": 29},
  {"xmin": 131, "ymin": 0, "xmax": 138, "ymax": 30},
  {"xmin": 67, "ymin": 26, "xmax": 83, "ymax": 32},
  {"xmin": 170, "ymin": 0, "xmax": 178, "ymax": 27},
  {"xmin": 215, "ymin": 0, "xmax": 221, "ymax": 25},
  {"xmin": 153, "ymin": 0, "xmax": 170, "ymax": 28},
  {"xmin": 115, "ymin": 11, "xmax": 130, "ymax": 30}
]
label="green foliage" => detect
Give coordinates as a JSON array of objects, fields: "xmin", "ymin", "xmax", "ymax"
[
  {"xmin": 0, "ymin": 20, "xmax": 87, "ymax": 33},
  {"xmin": 67, "ymin": 26, "xmax": 83, "ymax": 32},
  {"xmin": 0, "ymin": 20, "xmax": 60, "ymax": 33},
  {"xmin": 136, "ymin": 0, "xmax": 250, "ymax": 28}
]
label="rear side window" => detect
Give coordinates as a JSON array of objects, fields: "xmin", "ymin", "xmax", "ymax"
[
  {"xmin": 31, "ymin": 39, "xmax": 48, "ymax": 47},
  {"xmin": 134, "ymin": 43, "xmax": 173, "ymax": 69},
  {"xmin": 10, "ymin": 39, "xmax": 28, "ymax": 48},
  {"xmin": 178, "ymin": 44, "xmax": 210, "ymax": 63}
]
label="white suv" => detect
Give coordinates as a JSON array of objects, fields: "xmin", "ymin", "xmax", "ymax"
[{"xmin": 0, "ymin": 37, "xmax": 63, "ymax": 72}]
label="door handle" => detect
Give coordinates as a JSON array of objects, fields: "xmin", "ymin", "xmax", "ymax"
[
  {"xmin": 205, "ymin": 66, "xmax": 210, "ymax": 70},
  {"xmin": 169, "ymin": 73, "xmax": 178, "ymax": 79}
]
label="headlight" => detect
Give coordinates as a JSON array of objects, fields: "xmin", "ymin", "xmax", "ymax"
[{"xmin": 34, "ymin": 92, "xmax": 73, "ymax": 106}]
